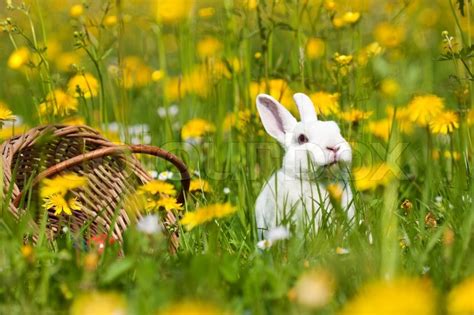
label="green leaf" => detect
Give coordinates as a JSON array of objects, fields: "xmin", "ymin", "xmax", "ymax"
[
  {"xmin": 219, "ymin": 255, "xmax": 239, "ymax": 283},
  {"xmin": 100, "ymin": 258, "xmax": 134, "ymax": 285},
  {"xmin": 437, "ymin": 44, "xmax": 474, "ymax": 61}
]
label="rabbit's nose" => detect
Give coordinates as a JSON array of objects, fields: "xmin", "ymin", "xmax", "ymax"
[{"xmin": 326, "ymin": 146, "xmax": 339, "ymax": 152}]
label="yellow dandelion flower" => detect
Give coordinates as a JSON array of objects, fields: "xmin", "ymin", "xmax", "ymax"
[
  {"xmin": 433, "ymin": 149, "xmax": 460, "ymax": 161},
  {"xmin": 40, "ymin": 173, "xmax": 88, "ymax": 198},
  {"xmin": 365, "ymin": 42, "xmax": 383, "ymax": 56},
  {"xmin": 198, "ymin": 7, "xmax": 215, "ymax": 18},
  {"xmin": 56, "ymin": 51, "xmax": 82, "ymax": 72},
  {"xmin": 139, "ymin": 180, "xmax": 176, "ymax": 196},
  {"xmin": 444, "ymin": 150, "xmax": 461, "ymax": 160},
  {"xmin": 209, "ymin": 60, "xmax": 232, "ymax": 79},
  {"xmin": 67, "ymin": 72, "xmax": 99, "ymax": 98},
  {"xmin": 254, "ymin": 52, "xmax": 262, "ymax": 59},
  {"xmin": 164, "ymin": 66, "xmax": 211, "ymax": 99},
  {"xmin": 39, "ymin": 89, "xmax": 79, "ymax": 117},
  {"xmin": 181, "ymin": 118, "xmax": 215, "ymax": 141},
  {"xmin": 334, "ymin": 53, "xmax": 353, "ymax": 66},
  {"xmin": 306, "ymin": 38, "xmax": 325, "ymax": 59},
  {"xmin": 368, "ymin": 119, "xmax": 391, "ymax": 141},
  {"xmin": 374, "ymin": 22, "xmax": 406, "ymax": 48},
  {"xmin": 429, "ymin": 110, "xmax": 459, "ymax": 134},
  {"xmin": 326, "ymin": 183, "xmax": 343, "ymax": 202},
  {"xmin": 323, "ymin": 0, "xmax": 337, "ymax": 11},
  {"xmin": 181, "ymin": 203, "xmax": 236, "ymax": 230},
  {"xmin": 407, "ymin": 95, "xmax": 444, "ymax": 126},
  {"xmin": 156, "ymin": 0, "xmax": 195, "ymax": 24},
  {"xmin": 159, "ymin": 300, "xmax": 229, "ymax": 315},
  {"xmin": 230, "ymin": 57, "xmax": 241, "ymax": 73},
  {"xmin": 353, "ymin": 163, "xmax": 395, "ymax": 191},
  {"xmin": 222, "ymin": 112, "xmax": 236, "ymax": 133},
  {"xmin": 358, "ymin": 42, "xmax": 383, "ymax": 66},
  {"xmin": 309, "ymin": 92, "xmax": 340, "ymax": 116},
  {"xmin": 71, "ymin": 291, "xmax": 127, "ymax": 315},
  {"xmin": 43, "ymin": 194, "xmax": 81, "ymax": 215},
  {"xmin": 342, "ymin": 11, "xmax": 360, "ymax": 25},
  {"xmin": 386, "ymin": 106, "xmax": 414, "ymax": 134},
  {"xmin": 69, "ymin": 4, "xmax": 84, "ymax": 17},
  {"xmin": 340, "ymin": 278, "xmax": 436, "ymax": 315},
  {"xmin": 104, "ymin": 15, "xmax": 118, "ymax": 27},
  {"xmin": 448, "ymin": 276, "xmax": 474, "ymax": 315},
  {"xmin": 152, "ymin": 70, "xmax": 165, "ymax": 82},
  {"xmin": 234, "ymin": 0, "xmax": 258, "ymax": 10},
  {"xmin": 197, "ymin": 37, "xmax": 223, "ymax": 58},
  {"xmin": 380, "ymin": 78, "xmax": 400, "ymax": 97},
  {"xmin": 21, "ymin": 244, "xmax": 33, "ymax": 260},
  {"xmin": 249, "ymin": 79, "xmax": 295, "ymax": 113},
  {"xmin": 7, "ymin": 47, "xmax": 30, "ymax": 70},
  {"xmin": 121, "ymin": 56, "xmax": 153, "ymax": 89},
  {"xmin": 0, "ymin": 102, "xmax": 16, "ymax": 123},
  {"xmin": 155, "ymin": 196, "xmax": 183, "ymax": 211},
  {"xmin": 332, "ymin": 17, "xmax": 345, "ymax": 29},
  {"xmin": 339, "ymin": 109, "xmax": 372, "ymax": 123},
  {"xmin": 189, "ymin": 178, "xmax": 211, "ymax": 193}
]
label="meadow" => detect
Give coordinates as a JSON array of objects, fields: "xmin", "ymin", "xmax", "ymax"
[{"xmin": 1, "ymin": 0, "xmax": 474, "ymax": 314}]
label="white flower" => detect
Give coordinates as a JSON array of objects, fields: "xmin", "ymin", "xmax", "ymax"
[
  {"xmin": 148, "ymin": 170, "xmax": 158, "ymax": 179},
  {"xmin": 143, "ymin": 134, "xmax": 152, "ymax": 144},
  {"xmin": 367, "ymin": 232, "xmax": 373, "ymax": 244},
  {"xmin": 128, "ymin": 124, "xmax": 150, "ymax": 134},
  {"xmin": 223, "ymin": 187, "xmax": 230, "ymax": 194},
  {"xmin": 157, "ymin": 104, "xmax": 179, "ymax": 118},
  {"xmin": 462, "ymin": 194, "xmax": 472, "ymax": 203},
  {"xmin": 267, "ymin": 226, "xmax": 290, "ymax": 242},
  {"xmin": 335, "ymin": 247, "xmax": 350, "ymax": 255},
  {"xmin": 137, "ymin": 214, "xmax": 162, "ymax": 235},
  {"xmin": 168, "ymin": 105, "xmax": 179, "ymax": 116},
  {"xmin": 257, "ymin": 226, "xmax": 290, "ymax": 250},
  {"xmin": 158, "ymin": 171, "xmax": 174, "ymax": 181},
  {"xmin": 257, "ymin": 239, "xmax": 273, "ymax": 250},
  {"xmin": 131, "ymin": 136, "xmax": 141, "ymax": 145},
  {"xmin": 3, "ymin": 115, "xmax": 21, "ymax": 126},
  {"xmin": 106, "ymin": 122, "xmax": 120, "ymax": 132}
]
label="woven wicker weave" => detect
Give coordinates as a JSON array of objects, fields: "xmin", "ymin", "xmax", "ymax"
[{"xmin": 1, "ymin": 125, "xmax": 190, "ymax": 252}]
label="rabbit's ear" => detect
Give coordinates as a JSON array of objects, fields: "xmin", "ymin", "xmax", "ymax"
[
  {"xmin": 256, "ymin": 94, "xmax": 297, "ymax": 143},
  {"xmin": 293, "ymin": 93, "xmax": 317, "ymax": 122}
]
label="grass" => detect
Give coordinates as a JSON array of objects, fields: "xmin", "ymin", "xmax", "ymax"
[{"xmin": 1, "ymin": 0, "xmax": 474, "ymax": 314}]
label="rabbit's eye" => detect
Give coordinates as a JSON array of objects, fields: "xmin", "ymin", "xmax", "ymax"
[{"xmin": 298, "ymin": 134, "xmax": 308, "ymax": 144}]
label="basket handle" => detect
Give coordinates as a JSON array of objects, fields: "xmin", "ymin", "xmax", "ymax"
[{"xmin": 13, "ymin": 144, "xmax": 190, "ymax": 208}]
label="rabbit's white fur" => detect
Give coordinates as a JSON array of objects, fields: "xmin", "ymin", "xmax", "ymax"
[{"xmin": 255, "ymin": 93, "xmax": 354, "ymax": 239}]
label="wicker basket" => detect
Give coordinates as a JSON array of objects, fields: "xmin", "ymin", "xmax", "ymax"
[{"xmin": 0, "ymin": 124, "xmax": 190, "ymax": 252}]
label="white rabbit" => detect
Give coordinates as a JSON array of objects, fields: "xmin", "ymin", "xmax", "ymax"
[{"xmin": 255, "ymin": 93, "xmax": 354, "ymax": 239}]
